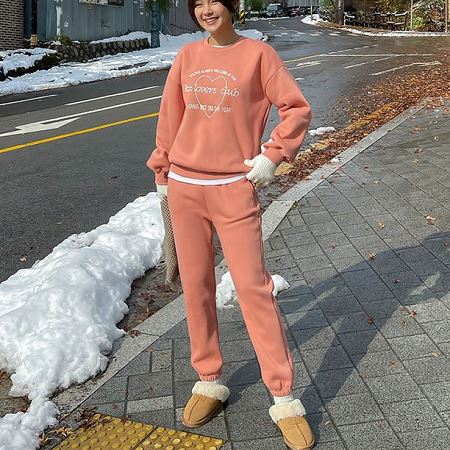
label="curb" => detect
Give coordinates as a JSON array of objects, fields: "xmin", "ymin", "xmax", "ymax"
[{"xmin": 53, "ymin": 100, "xmax": 427, "ymax": 416}]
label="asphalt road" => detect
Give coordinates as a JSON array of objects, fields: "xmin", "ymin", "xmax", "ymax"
[{"xmin": 0, "ymin": 18, "xmax": 447, "ymax": 283}]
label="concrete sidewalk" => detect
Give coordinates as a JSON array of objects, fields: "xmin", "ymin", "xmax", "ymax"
[{"xmin": 52, "ymin": 101, "xmax": 450, "ymax": 450}]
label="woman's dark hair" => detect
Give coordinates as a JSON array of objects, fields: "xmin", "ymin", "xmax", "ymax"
[{"xmin": 188, "ymin": 0, "xmax": 237, "ymax": 29}]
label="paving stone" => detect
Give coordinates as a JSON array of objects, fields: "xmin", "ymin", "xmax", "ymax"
[
  {"xmin": 266, "ymin": 254, "xmax": 298, "ymax": 272},
  {"xmin": 126, "ymin": 396, "xmax": 173, "ymax": 414},
  {"xmin": 422, "ymin": 381, "xmax": 450, "ymax": 411},
  {"xmin": 396, "ymin": 246, "xmax": 436, "ymax": 262},
  {"xmin": 366, "ymin": 372, "xmax": 423, "ymax": 403},
  {"xmin": 226, "ymin": 409, "xmax": 279, "ymax": 441},
  {"xmin": 227, "ymin": 382, "xmax": 272, "ymax": 414},
  {"xmin": 128, "ymin": 409, "xmax": 175, "ymax": 429},
  {"xmin": 311, "ymin": 367, "xmax": 367, "ymax": 399},
  {"xmin": 343, "ymin": 223, "xmax": 375, "ymax": 238},
  {"xmin": 338, "ymin": 329, "xmax": 390, "ymax": 355},
  {"xmin": 312, "ymin": 281, "xmax": 353, "ymax": 300},
  {"xmin": 291, "ymin": 326, "xmax": 340, "ymax": 351},
  {"xmin": 285, "ymin": 309, "xmax": 329, "ymax": 330},
  {"xmin": 268, "ymin": 233, "xmax": 287, "ymax": 250},
  {"xmin": 350, "ymin": 351, "xmax": 404, "ymax": 378},
  {"xmin": 399, "ymin": 428, "xmax": 450, "ymax": 450},
  {"xmin": 218, "ymin": 322, "xmax": 251, "ymax": 342},
  {"xmin": 279, "ymin": 297, "xmax": 319, "ymax": 314},
  {"xmin": 339, "ymin": 421, "xmax": 404, "ymax": 450},
  {"xmin": 164, "ymin": 320, "xmax": 189, "ymax": 339},
  {"xmin": 223, "ymin": 360, "xmax": 262, "ymax": 386},
  {"xmin": 302, "ymin": 345, "xmax": 353, "ymax": 373},
  {"xmin": 303, "ymin": 268, "xmax": 339, "ymax": 286},
  {"xmin": 116, "ymin": 352, "xmax": 151, "ymax": 376},
  {"xmin": 151, "ymin": 350, "xmax": 172, "ymax": 372},
  {"xmin": 380, "ymin": 271, "xmax": 423, "ymax": 289},
  {"xmin": 277, "ymin": 280, "xmax": 312, "ymax": 298},
  {"xmin": 175, "ymin": 412, "xmax": 228, "ymax": 440},
  {"xmin": 295, "ymin": 255, "xmax": 333, "ymax": 273},
  {"xmin": 350, "ymin": 282, "xmax": 395, "ymax": 303},
  {"xmin": 393, "ymin": 284, "xmax": 437, "ymax": 306},
  {"xmin": 341, "ymin": 268, "xmax": 381, "ymax": 286},
  {"xmin": 332, "ymin": 212, "xmax": 366, "ymax": 227},
  {"xmin": 326, "ymin": 393, "xmax": 384, "ymax": 425},
  {"xmin": 232, "ymin": 437, "xmax": 287, "ymax": 449},
  {"xmin": 324, "ymin": 244, "xmax": 362, "ymax": 261},
  {"xmin": 369, "ymin": 257, "xmax": 411, "ymax": 275},
  {"xmin": 217, "ymin": 306, "xmax": 245, "ymax": 323},
  {"xmin": 221, "ymin": 340, "xmax": 256, "ymax": 362},
  {"xmin": 388, "ymin": 334, "xmax": 439, "ymax": 360},
  {"xmin": 361, "ymin": 297, "xmax": 406, "ymax": 320},
  {"xmin": 380, "ymin": 398, "xmax": 444, "ymax": 432},
  {"xmin": 292, "ymin": 384, "xmax": 325, "ymax": 414},
  {"xmin": 310, "ymin": 221, "xmax": 343, "ymax": 237},
  {"xmin": 302, "ymin": 211, "xmax": 334, "ymax": 225},
  {"xmin": 328, "ymin": 311, "xmax": 376, "ymax": 334},
  {"xmin": 91, "ymin": 402, "xmax": 125, "ymax": 417},
  {"xmin": 292, "ymin": 361, "xmax": 313, "ymax": 387},
  {"xmin": 290, "ymin": 243, "xmax": 325, "ymax": 259},
  {"xmin": 332, "ymin": 257, "xmax": 368, "ymax": 273},
  {"xmin": 85, "ymin": 376, "xmax": 128, "ymax": 405},
  {"xmin": 173, "ymin": 380, "xmax": 195, "ymax": 408},
  {"xmin": 315, "ymin": 233, "xmax": 351, "ymax": 248},
  {"xmin": 147, "ymin": 338, "xmax": 173, "ymax": 351},
  {"xmin": 264, "ymin": 248, "xmax": 291, "ymax": 259},
  {"xmin": 424, "ymin": 272, "xmax": 450, "ymax": 293},
  {"xmin": 403, "ymin": 356, "xmax": 450, "ymax": 385},
  {"xmin": 283, "ymin": 231, "xmax": 317, "ymax": 248},
  {"xmin": 173, "ymin": 337, "xmax": 191, "ymax": 359},
  {"xmin": 422, "ymin": 320, "xmax": 450, "ymax": 343},
  {"xmin": 319, "ymin": 294, "xmax": 363, "ymax": 316},
  {"xmin": 374, "ymin": 316, "xmax": 423, "ymax": 339},
  {"xmin": 406, "ymin": 258, "xmax": 450, "ymax": 276},
  {"xmin": 307, "ymin": 412, "xmax": 342, "ymax": 443},
  {"xmin": 128, "ymin": 371, "xmax": 173, "ymax": 400}
]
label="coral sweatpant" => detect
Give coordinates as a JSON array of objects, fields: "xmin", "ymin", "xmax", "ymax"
[{"xmin": 167, "ymin": 177, "xmax": 294, "ymax": 397}]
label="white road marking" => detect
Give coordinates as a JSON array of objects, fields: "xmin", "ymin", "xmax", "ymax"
[
  {"xmin": 372, "ymin": 61, "xmax": 442, "ymax": 76},
  {"xmin": 0, "ymin": 118, "xmax": 79, "ymax": 137},
  {"xmin": 296, "ymin": 60, "xmax": 324, "ymax": 67},
  {"xmin": 0, "ymin": 94, "xmax": 57, "ymax": 107},
  {"xmin": 344, "ymin": 56, "xmax": 395, "ymax": 69},
  {"xmin": 294, "ymin": 77, "xmax": 304, "ymax": 81},
  {"xmin": 0, "ymin": 95, "xmax": 162, "ymax": 137},
  {"xmin": 65, "ymin": 85, "xmax": 159, "ymax": 106}
]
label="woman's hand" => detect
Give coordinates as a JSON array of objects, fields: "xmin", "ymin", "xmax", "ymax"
[
  {"xmin": 244, "ymin": 154, "xmax": 277, "ymax": 187},
  {"xmin": 156, "ymin": 184, "xmax": 168, "ymax": 199}
]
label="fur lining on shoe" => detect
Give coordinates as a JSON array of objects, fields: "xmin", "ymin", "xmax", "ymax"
[
  {"xmin": 269, "ymin": 399, "xmax": 306, "ymax": 423},
  {"xmin": 192, "ymin": 381, "xmax": 230, "ymax": 402}
]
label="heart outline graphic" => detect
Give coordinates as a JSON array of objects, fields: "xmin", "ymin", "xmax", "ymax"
[{"xmin": 194, "ymin": 75, "xmax": 227, "ymax": 118}]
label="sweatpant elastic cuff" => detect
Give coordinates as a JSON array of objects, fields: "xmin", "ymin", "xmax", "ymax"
[
  {"xmin": 199, "ymin": 374, "xmax": 222, "ymax": 382},
  {"xmin": 270, "ymin": 388, "xmax": 293, "ymax": 397}
]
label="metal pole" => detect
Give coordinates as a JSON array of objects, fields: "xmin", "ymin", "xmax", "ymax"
[
  {"xmin": 30, "ymin": 0, "xmax": 38, "ymax": 47},
  {"xmin": 410, "ymin": 0, "xmax": 413, "ymax": 30},
  {"xmin": 150, "ymin": 0, "xmax": 160, "ymax": 48},
  {"xmin": 445, "ymin": 0, "xmax": 448, "ymax": 33},
  {"xmin": 310, "ymin": 0, "xmax": 313, "ymax": 21},
  {"xmin": 239, "ymin": 0, "xmax": 245, "ymax": 28}
]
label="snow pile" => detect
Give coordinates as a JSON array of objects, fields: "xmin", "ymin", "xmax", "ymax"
[
  {"xmin": 309, "ymin": 126, "xmax": 336, "ymax": 136},
  {"xmin": 301, "ymin": 14, "xmax": 323, "ymax": 25},
  {"xmin": 216, "ymin": 272, "xmax": 290, "ymax": 309},
  {"xmin": 344, "ymin": 28, "xmax": 449, "ymax": 37},
  {"xmin": 0, "ymin": 193, "xmax": 164, "ymax": 449},
  {"xmin": 0, "ymin": 29, "xmax": 263, "ymax": 96},
  {"xmin": 91, "ymin": 31, "xmax": 155, "ymax": 44},
  {"xmin": 0, "ymin": 48, "xmax": 57, "ymax": 77}
]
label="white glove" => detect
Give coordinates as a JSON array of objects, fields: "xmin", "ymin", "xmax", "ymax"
[
  {"xmin": 156, "ymin": 184, "xmax": 168, "ymax": 199},
  {"xmin": 244, "ymin": 154, "xmax": 277, "ymax": 186}
]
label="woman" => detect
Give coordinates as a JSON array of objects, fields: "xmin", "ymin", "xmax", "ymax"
[{"xmin": 147, "ymin": 1, "xmax": 313, "ymax": 449}]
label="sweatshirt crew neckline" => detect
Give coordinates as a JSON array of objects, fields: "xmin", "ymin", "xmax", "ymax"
[{"xmin": 203, "ymin": 35, "xmax": 247, "ymax": 51}]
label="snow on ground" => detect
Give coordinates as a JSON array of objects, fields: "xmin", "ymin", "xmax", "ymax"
[
  {"xmin": 0, "ymin": 185, "xmax": 288, "ymax": 448},
  {"xmin": 0, "ymin": 193, "xmax": 164, "ymax": 449},
  {"xmin": 309, "ymin": 126, "xmax": 336, "ymax": 136},
  {"xmin": 216, "ymin": 273, "xmax": 289, "ymax": 309},
  {"xmin": 0, "ymin": 29, "xmax": 263, "ymax": 96},
  {"xmin": 302, "ymin": 14, "xmax": 449, "ymax": 36},
  {"xmin": 0, "ymin": 48, "xmax": 57, "ymax": 77}
]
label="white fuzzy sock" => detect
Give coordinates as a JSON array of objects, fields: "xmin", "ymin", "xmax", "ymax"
[{"xmin": 273, "ymin": 394, "xmax": 294, "ymax": 405}]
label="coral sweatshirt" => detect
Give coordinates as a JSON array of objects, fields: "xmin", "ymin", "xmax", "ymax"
[{"xmin": 147, "ymin": 35, "xmax": 311, "ymax": 185}]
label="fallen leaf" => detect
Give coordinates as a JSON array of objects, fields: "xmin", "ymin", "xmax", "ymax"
[
  {"xmin": 389, "ymin": 360, "xmax": 399, "ymax": 367},
  {"xmin": 20, "ymin": 256, "xmax": 27, "ymax": 262},
  {"xmin": 128, "ymin": 330, "xmax": 141, "ymax": 337},
  {"xmin": 431, "ymin": 352, "xmax": 440, "ymax": 357},
  {"xmin": 368, "ymin": 253, "xmax": 376, "ymax": 260},
  {"xmin": 408, "ymin": 310, "xmax": 417, "ymax": 319},
  {"xmin": 414, "ymin": 148, "xmax": 423, "ymax": 153},
  {"xmin": 378, "ymin": 221, "xmax": 385, "ymax": 229},
  {"xmin": 425, "ymin": 214, "xmax": 436, "ymax": 224},
  {"xmin": 331, "ymin": 243, "xmax": 337, "ymax": 250},
  {"xmin": 393, "ymin": 279, "xmax": 399, "ymax": 284},
  {"xmin": 374, "ymin": 180, "xmax": 379, "ymax": 184},
  {"xmin": 367, "ymin": 316, "xmax": 374, "ymax": 324}
]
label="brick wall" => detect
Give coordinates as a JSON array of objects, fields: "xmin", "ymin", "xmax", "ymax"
[{"xmin": 0, "ymin": 0, "xmax": 24, "ymax": 51}]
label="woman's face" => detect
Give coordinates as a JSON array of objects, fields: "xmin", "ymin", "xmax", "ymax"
[{"xmin": 193, "ymin": 0, "xmax": 234, "ymax": 34}]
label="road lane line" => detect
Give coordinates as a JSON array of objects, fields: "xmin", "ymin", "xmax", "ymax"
[
  {"xmin": 64, "ymin": 86, "xmax": 160, "ymax": 106},
  {"xmin": 0, "ymin": 112, "xmax": 159, "ymax": 155},
  {"xmin": 0, "ymin": 95, "xmax": 162, "ymax": 136},
  {"xmin": 344, "ymin": 56, "xmax": 395, "ymax": 69},
  {"xmin": 372, "ymin": 61, "xmax": 441, "ymax": 76},
  {"xmin": 0, "ymin": 95, "xmax": 57, "ymax": 106}
]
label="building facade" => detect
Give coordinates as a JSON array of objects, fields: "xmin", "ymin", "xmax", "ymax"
[{"xmin": 0, "ymin": 0, "xmax": 24, "ymax": 50}]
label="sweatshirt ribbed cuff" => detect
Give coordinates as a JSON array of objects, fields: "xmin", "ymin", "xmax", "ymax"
[{"xmin": 263, "ymin": 147, "xmax": 286, "ymax": 166}]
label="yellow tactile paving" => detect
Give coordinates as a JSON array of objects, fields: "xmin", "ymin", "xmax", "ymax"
[{"xmin": 54, "ymin": 414, "xmax": 224, "ymax": 450}]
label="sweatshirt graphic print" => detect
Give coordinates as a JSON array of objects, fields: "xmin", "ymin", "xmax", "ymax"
[{"xmin": 148, "ymin": 36, "xmax": 312, "ymax": 185}]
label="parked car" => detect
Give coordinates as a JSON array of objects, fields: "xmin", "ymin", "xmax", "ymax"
[
  {"xmin": 287, "ymin": 6, "xmax": 301, "ymax": 16},
  {"xmin": 265, "ymin": 3, "xmax": 285, "ymax": 17}
]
